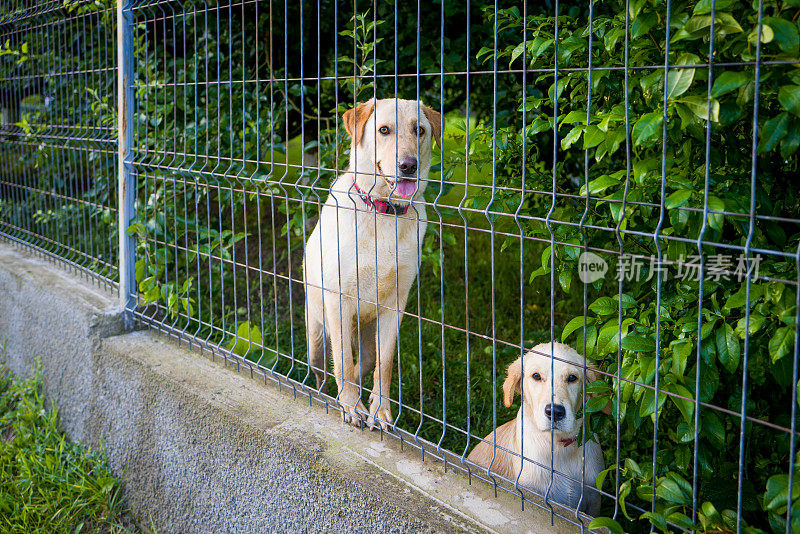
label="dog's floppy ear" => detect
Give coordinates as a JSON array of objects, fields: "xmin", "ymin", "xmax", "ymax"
[
  {"xmin": 503, "ymin": 358, "xmax": 522, "ymax": 408},
  {"xmin": 342, "ymin": 99, "xmax": 375, "ymax": 147},
  {"xmin": 421, "ymin": 104, "xmax": 443, "ymax": 150}
]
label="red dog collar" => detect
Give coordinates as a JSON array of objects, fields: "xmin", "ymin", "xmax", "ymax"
[
  {"xmin": 559, "ymin": 436, "xmax": 579, "ymax": 447},
  {"xmin": 352, "ymin": 180, "xmax": 410, "ymax": 215}
]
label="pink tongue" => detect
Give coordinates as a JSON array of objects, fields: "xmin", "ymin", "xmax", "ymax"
[{"xmin": 395, "ymin": 180, "xmax": 417, "ymax": 198}]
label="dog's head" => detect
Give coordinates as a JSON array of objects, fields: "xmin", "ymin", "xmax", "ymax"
[
  {"xmin": 343, "ymin": 98, "xmax": 442, "ymax": 205},
  {"xmin": 503, "ymin": 342, "xmax": 600, "ymax": 436}
]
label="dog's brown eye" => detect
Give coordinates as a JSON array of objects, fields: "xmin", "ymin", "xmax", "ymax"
[
  {"xmin": 532, "ymin": 372, "xmax": 542, "ymax": 381},
  {"xmin": 417, "ymin": 125, "xmax": 425, "ymax": 135},
  {"xmin": 567, "ymin": 374, "xmax": 578, "ymax": 383},
  {"xmin": 379, "ymin": 126, "xmax": 390, "ymax": 135}
]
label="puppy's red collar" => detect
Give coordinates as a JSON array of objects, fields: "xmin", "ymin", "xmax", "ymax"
[
  {"xmin": 559, "ymin": 436, "xmax": 579, "ymax": 447},
  {"xmin": 352, "ymin": 179, "xmax": 410, "ymax": 215}
]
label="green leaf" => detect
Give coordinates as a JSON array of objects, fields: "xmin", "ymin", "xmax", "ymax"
[
  {"xmin": 677, "ymin": 96, "xmax": 720, "ymax": 122},
  {"xmin": 623, "ymin": 334, "xmax": 656, "ymax": 352},
  {"xmin": 632, "ymin": 111, "xmax": 663, "ymax": 146},
  {"xmin": 558, "ymin": 271, "xmax": 572, "ymax": 293},
  {"xmin": 134, "ymin": 258, "xmax": 146, "ymax": 283},
  {"xmin": 561, "ymin": 125, "xmax": 584, "ymax": 150},
  {"xmin": 735, "ymin": 313, "xmax": 766, "ymax": 338},
  {"xmin": 782, "ymin": 121, "xmax": 800, "ymax": 158},
  {"xmin": 669, "ymin": 383, "xmax": 695, "ymax": 423},
  {"xmin": 716, "ymin": 13, "xmax": 743, "ymax": 34},
  {"xmin": 701, "ymin": 501, "xmax": 723, "ymax": 527},
  {"xmin": 770, "ymin": 326, "xmax": 794, "ymax": 363},
  {"xmin": 583, "ymin": 125, "xmax": 605, "ymax": 149},
  {"xmin": 226, "ymin": 321, "xmax": 263, "ymax": 357},
  {"xmin": 779, "ymin": 86, "xmax": 800, "ymax": 117},
  {"xmin": 509, "ymin": 42, "xmax": 525, "ymax": 65},
  {"xmin": 562, "ymin": 316, "xmax": 590, "ymax": 341},
  {"xmin": 579, "ymin": 175, "xmax": 620, "ymax": 196},
  {"xmin": 726, "ymin": 283, "xmax": 764, "ymax": 309},
  {"xmin": 759, "ymin": 113, "xmax": 790, "ymax": 154},
  {"xmin": 670, "ymin": 339, "xmax": 693, "ymax": 376},
  {"xmin": 588, "ymin": 517, "xmax": 624, "ymax": 534},
  {"xmin": 126, "ymin": 222, "xmax": 146, "ymax": 239},
  {"xmin": 703, "ymin": 411, "xmax": 725, "ymax": 450},
  {"xmin": 715, "ymin": 323, "xmax": 741, "ymax": 373},
  {"xmin": 764, "ymin": 17, "xmax": 800, "ymax": 56},
  {"xmin": 749, "ymin": 23, "xmax": 774, "ymax": 44},
  {"xmin": 707, "ymin": 196, "xmax": 725, "ymax": 232},
  {"xmin": 665, "ymin": 189, "xmax": 691, "ymax": 209},
  {"xmin": 560, "ymin": 110, "xmax": 587, "ymax": 125},
  {"xmin": 667, "ymin": 63, "xmax": 695, "ymax": 100},
  {"xmin": 639, "ymin": 387, "xmax": 668, "ymax": 417},
  {"xmin": 764, "ymin": 473, "xmax": 800, "ymax": 511},
  {"xmin": 710, "ymin": 71, "xmax": 749, "ymax": 98},
  {"xmin": 585, "ymin": 395, "xmax": 611, "ymax": 414},
  {"xmin": 693, "ymin": 0, "xmax": 735, "ymax": 14},
  {"xmin": 589, "ymin": 297, "xmax": 617, "ymax": 316},
  {"xmin": 656, "ymin": 476, "xmax": 691, "ymax": 505},
  {"xmin": 666, "ymin": 512, "xmax": 696, "ymax": 531}
]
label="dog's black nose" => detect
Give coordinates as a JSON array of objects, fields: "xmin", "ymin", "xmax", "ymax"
[
  {"xmin": 398, "ymin": 157, "xmax": 417, "ymax": 176},
  {"xmin": 545, "ymin": 403, "xmax": 566, "ymax": 422}
]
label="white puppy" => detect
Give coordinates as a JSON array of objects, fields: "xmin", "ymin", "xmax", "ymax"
[
  {"xmin": 303, "ymin": 98, "xmax": 442, "ymax": 429},
  {"xmin": 468, "ymin": 342, "xmax": 605, "ymax": 515}
]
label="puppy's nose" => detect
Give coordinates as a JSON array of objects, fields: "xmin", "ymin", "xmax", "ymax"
[
  {"xmin": 398, "ymin": 157, "xmax": 417, "ymax": 176},
  {"xmin": 545, "ymin": 403, "xmax": 566, "ymax": 422}
]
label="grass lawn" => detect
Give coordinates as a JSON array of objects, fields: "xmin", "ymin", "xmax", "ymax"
[{"xmin": 0, "ymin": 353, "xmax": 141, "ymax": 534}]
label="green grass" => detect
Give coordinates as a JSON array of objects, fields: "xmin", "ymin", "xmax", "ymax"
[{"xmin": 0, "ymin": 355, "xmax": 139, "ymax": 534}]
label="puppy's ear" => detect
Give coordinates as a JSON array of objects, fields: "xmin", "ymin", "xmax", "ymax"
[
  {"xmin": 586, "ymin": 366, "xmax": 613, "ymax": 416},
  {"xmin": 342, "ymin": 99, "xmax": 375, "ymax": 146},
  {"xmin": 421, "ymin": 105, "xmax": 443, "ymax": 150},
  {"xmin": 586, "ymin": 367, "xmax": 599, "ymax": 384},
  {"xmin": 503, "ymin": 358, "xmax": 522, "ymax": 408}
]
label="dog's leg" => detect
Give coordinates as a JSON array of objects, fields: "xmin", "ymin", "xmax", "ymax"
[
  {"xmin": 356, "ymin": 320, "xmax": 377, "ymax": 379},
  {"xmin": 306, "ymin": 306, "xmax": 326, "ymax": 389},
  {"xmin": 368, "ymin": 306, "xmax": 403, "ymax": 430},
  {"xmin": 325, "ymin": 294, "xmax": 370, "ymax": 427}
]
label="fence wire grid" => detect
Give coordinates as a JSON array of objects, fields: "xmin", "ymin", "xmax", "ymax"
[
  {"xmin": 0, "ymin": 1, "xmax": 118, "ymax": 288},
  {"xmin": 2, "ymin": 0, "xmax": 800, "ymax": 532}
]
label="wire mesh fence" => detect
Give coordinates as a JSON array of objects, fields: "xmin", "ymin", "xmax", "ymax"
[
  {"xmin": 2, "ymin": 0, "xmax": 800, "ymax": 531},
  {"xmin": 0, "ymin": 1, "xmax": 118, "ymax": 288}
]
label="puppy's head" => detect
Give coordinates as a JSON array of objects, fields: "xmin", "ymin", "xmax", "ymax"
[
  {"xmin": 503, "ymin": 342, "xmax": 599, "ymax": 436},
  {"xmin": 343, "ymin": 98, "xmax": 442, "ymax": 205}
]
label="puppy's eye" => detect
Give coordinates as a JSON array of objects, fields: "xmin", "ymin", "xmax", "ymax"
[
  {"xmin": 567, "ymin": 374, "xmax": 578, "ymax": 383},
  {"xmin": 531, "ymin": 372, "xmax": 542, "ymax": 381},
  {"xmin": 379, "ymin": 126, "xmax": 390, "ymax": 135},
  {"xmin": 416, "ymin": 125, "xmax": 426, "ymax": 135}
]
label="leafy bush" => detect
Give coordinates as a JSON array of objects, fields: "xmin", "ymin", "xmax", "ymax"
[{"xmin": 467, "ymin": 0, "xmax": 800, "ymax": 531}]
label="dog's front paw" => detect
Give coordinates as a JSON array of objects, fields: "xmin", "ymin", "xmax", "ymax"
[
  {"xmin": 338, "ymin": 387, "xmax": 371, "ymax": 428},
  {"xmin": 368, "ymin": 395, "xmax": 394, "ymax": 431}
]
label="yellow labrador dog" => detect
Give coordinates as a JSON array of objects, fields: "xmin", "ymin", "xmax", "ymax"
[
  {"xmin": 468, "ymin": 342, "xmax": 604, "ymax": 515},
  {"xmin": 303, "ymin": 98, "xmax": 441, "ymax": 429}
]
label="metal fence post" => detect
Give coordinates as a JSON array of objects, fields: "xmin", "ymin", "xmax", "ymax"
[{"xmin": 117, "ymin": 0, "xmax": 135, "ymax": 320}]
